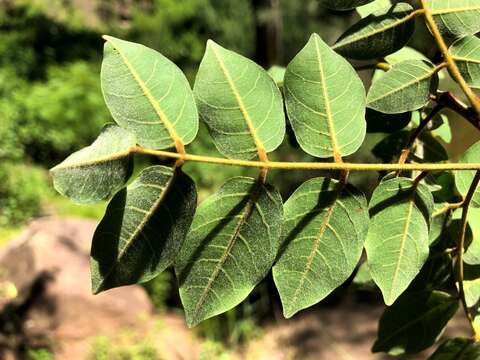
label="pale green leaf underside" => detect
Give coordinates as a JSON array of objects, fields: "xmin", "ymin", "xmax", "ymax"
[
  {"xmin": 450, "ymin": 36, "xmax": 480, "ymax": 89},
  {"xmin": 365, "ymin": 177, "xmax": 434, "ymax": 305},
  {"xmin": 320, "ymin": 0, "xmax": 374, "ymax": 11},
  {"xmin": 273, "ymin": 177, "xmax": 369, "ymax": 318},
  {"xmin": 372, "ymin": 291, "xmax": 459, "ymax": 355},
  {"xmin": 367, "ymin": 60, "xmax": 438, "ymax": 114},
  {"xmin": 284, "ymin": 33, "xmax": 366, "ymax": 159},
  {"xmin": 464, "ymin": 208, "xmax": 480, "ymax": 265},
  {"xmin": 334, "ymin": 3, "xmax": 415, "ymax": 60},
  {"xmin": 428, "ymin": 338, "xmax": 480, "ymax": 360},
  {"xmin": 51, "ymin": 124, "xmax": 135, "ymax": 204},
  {"xmin": 193, "ymin": 41, "xmax": 285, "ymax": 160},
  {"xmin": 463, "ymin": 264, "xmax": 480, "ymax": 307},
  {"xmin": 357, "ymin": 0, "xmax": 392, "ymax": 18},
  {"xmin": 455, "ymin": 140, "xmax": 480, "ymax": 208},
  {"xmin": 175, "ymin": 177, "xmax": 283, "ymax": 327},
  {"xmin": 101, "ymin": 35, "xmax": 198, "ymax": 149},
  {"xmin": 91, "ymin": 165, "xmax": 197, "ymax": 294},
  {"xmin": 428, "ymin": 0, "xmax": 480, "ymax": 38}
]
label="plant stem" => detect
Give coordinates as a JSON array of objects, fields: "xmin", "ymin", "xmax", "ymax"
[
  {"xmin": 133, "ymin": 146, "xmax": 480, "ymax": 172},
  {"xmin": 432, "ymin": 91, "xmax": 480, "ymax": 132},
  {"xmin": 398, "ymin": 104, "xmax": 444, "ymax": 166},
  {"xmin": 457, "ymin": 170, "xmax": 480, "ymax": 339},
  {"xmin": 420, "ymin": 0, "xmax": 480, "ymax": 116}
]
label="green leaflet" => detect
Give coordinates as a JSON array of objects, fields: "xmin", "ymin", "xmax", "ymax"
[
  {"xmin": 450, "ymin": 36, "xmax": 480, "ymax": 89},
  {"xmin": 365, "ymin": 177, "xmax": 434, "ymax": 305},
  {"xmin": 367, "ymin": 60, "xmax": 439, "ymax": 114},
  {"xmin": 372, "ymin": 291, "xmax": 459, "ymax": 355},
  {"xmin": 319, "ymin": 0, "xmax": 374, "ymax": 11},
  {"xmin": 334, "ymin": 3, "xmax": 415, "ymax": 60},
  {"xmin": 357, "ymin": 0, "xmax": 392, "ymax": 17},
  {"xmin": 268, "ymin": 65, "xmax": 286, "ymax": 89},
  {"xmin": 284, "ymin": 33, "xmax": 366, "ymax": 159},
  {"xmin": 428, "ymin": 338, "xmax": 480, "ymax": 360},
  {"xmin": 427, "ymin": 0, "xmax": 480, "ymax": 38},
  {"xmin": 175, "ymin": 177, "xmax": 283, "ymax": 327},
  {"xmin": 101, "ymin": 36, "xmax": 198, "ymax": 149},
  {"xmin": 462, "ymin": 264, "xmax": 480, "ymax": 307},
  {"xmin": 273, "ymin": 177, "xmax": 369, "ymax": 318},
  {"xmin": 91, "ymin": 166, "xmax": 197, "ymax": 294},
  {"xmin": 455, "ymin": 140, "xmax": 480, "ymax": 208},
  {"xmin": 464, "ymin": 208, "xmax": 480, "ymax": 265},
  {"xmin": 50, "ymin": 124, "xmax": 135, "ymax": 204},
  {"xmin": 193, "ymin": 41, "xmax": 285, "ymax": 160},
  {"xmin": 430, "ymin": 203, "xmax": 451, "ymax": 246}
]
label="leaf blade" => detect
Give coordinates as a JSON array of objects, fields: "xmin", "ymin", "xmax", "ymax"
[
  {"xmin": 450, "ymin": 36, "xmax": 480, "ymax": 89},
  {"xmin": 90, "ymin": 165, "xmax": 197, "ymax": 293},
  {"xmin": 101, "ymin": 36, "xmax": 198, "ymax": 149},
  {"xmin": 50, "ymin": 124, "xmax": 135, "ymax": 204},
  {"xmin": 428, "ymin": 0, "xmax": 480, "ymax": 38}
]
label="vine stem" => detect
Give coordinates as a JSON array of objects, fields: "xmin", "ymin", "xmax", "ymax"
[
  {"xmin": 132, "ymin": 146, "xmax": 480, "ymax": 172},
  {"xmin": 457, "ymin": 170, "xmax": 480, "ymax": 340},
  {"xmin": 419, "ymin": 0, "xmax": 480, "ymax": 116}
]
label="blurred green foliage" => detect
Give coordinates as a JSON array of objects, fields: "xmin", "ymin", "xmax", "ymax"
[{"xmin": 90, "ymin": 335, "xmax": 158, "ymax": 360}]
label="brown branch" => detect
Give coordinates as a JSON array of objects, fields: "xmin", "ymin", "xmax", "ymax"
[{"xmin": 432, "ymin": 91, "xmax": 480, "ymax": 132}]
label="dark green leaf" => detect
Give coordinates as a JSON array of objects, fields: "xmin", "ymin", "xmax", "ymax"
[
  {"xmin": 367, "ymin": 60, "xmax": 439, "ymax": 114},
  {"xmin": 175, "ymin": 177, "xmax": 283, "ymax": 327},
  {"xmin": 284, "ymin": 33, "xmax": 366, "ymax": 159},
  {"xmin": 101, "ymin": 36, "xmax": 198, "ymax": 149},
  {"xmin": 450, "ymin": 36, "xmax": 480, "ymax": 89},
  {"xmin": 372, "ymin": 291, "xmax": 459, "ymax": 355},
  {"xmin": 428, "ymin": 338, "xmax": 480, "ymax": 360},
  {"xmin": 91, "ymin": 166, "xmax": 197, "ymax": 294},
  {"xmin": 273, "ymin": 177, "xmax": 369, "ymax": 317},
  {"xmin": 334, "ymin": 3, "xmax": 415, "ymax": 60},
  {"xmin": 365, "ymin": 177, "xmax": 434, "ymax": 305},
  {"xmin": 193, "ymin": 41, "xmax": 285, "ymax": 160},
  {"xmin": 366, "ymin": 108, "xmax": 411, "ymax": 133},
  {"xmin": 50, "ymin": 124, "xmax": 135, "ymax": 204},
  {"xmin": 320, "ymin": 0, "xmax": 374, "ymax": 11}
]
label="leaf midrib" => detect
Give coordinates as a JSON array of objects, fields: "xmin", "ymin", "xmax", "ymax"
[
  {"xmin": 431, "ymin": 6, "xmax": 480, "ymax": 16},
  {"xmin": 104, "ymin": 36, "xmax": 181, "ymax": 145},
  {"xmin": 51, "ymin": 149, "xmax": 133, "ymax": 171},
  {"xmin": 209, "ymin": 43, "xmax": 267, "ymax": 159}
]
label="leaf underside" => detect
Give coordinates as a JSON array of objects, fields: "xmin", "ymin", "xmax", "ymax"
[
  {"xmin": 450, "ymin": 36, "xmax": 480, "ymax": 89},
  {"xmin": 101, "ymin": 35, "xmax": 198, "ymax": 149},
  {"xmin": 193, "ymin": 41, "xmax": 285, "ymax": 160},
  {"xmin": 455, "ymin": 140, "xmax": 480, "ymax": 208},
  {"xmin": 273, "ymin": 177, "xmax": 369, "ymax": 318},
  {"xmin": 365, "ymin": 177, "xmax": 434, "ymax": 305},
  {"xmin": 50, "ymin": 124, "xmax": 135, "ymax": 204},
  {"xmin": 284, "ymin": 33, "xmax": 366, "ymax": 159},
  {"xmin": 91, "ymin": 165, "xmax": 197, "ymax": 294},
  {"xmin": 175, "ymin": 177, "xmax": 283, "ymax": 327},
  {"xmin": 428, "ymin": 0, "xmax": 480, "ymax": 38}
]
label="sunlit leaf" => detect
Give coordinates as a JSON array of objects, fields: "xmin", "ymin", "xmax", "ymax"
[
  {"xmin": 193, "ymin": 41, "xmax": 285, "ymax": 160},
  {"xmin": 176, "ymin": 177, "xmax": 283, "ymax": 327},
  {"xmin": 268, "ymin": 65, "xmax": 286, "ymax": 89},
  {"xmin": 427, "ymin": 0, "xmax": 480, "ymax": 38},
  {"xmin": 455, "ymin": 140, "xmax": 480, "ymax": 208},
  {"xmin": 450, "ymin": 36, "xmax": 480, "ymax": 89},
  {"xmin": 334, "ymin": 3, "xmax": 415, "ymax": 60},
  {"xmin": 365, "ymin": 177, "xmax": 434, "ymax": 305},
  {"xmin": 367, "ymin": 60, "xmax": 439, "ymax": 114},
  {"xmin": 357, "ymin": 0, "xmax": 391, "ymax": 17},
  {"xmin": 273, "ymin": 177, "xmax": 369, "ymax": 317},
  {"xmin": 428, "ymin": 338, "xmax": 480, "ymax": 360},
  {"xmin": 91, "ymin": 166, "xmax": 197, "ymax": 293},
  {"xmin": 50, "ymin": 124, "xmax": 135, "ymax": 204},
  {"xmin": 464, "ymin": 208, "xmax": 480, "ymax": 265},
  {"xmin": 462, "ymin": 264, "xmax": 480, "ymax": 307},
  {"xmin": 101, "ymin": 36, "xmax": 198, "ymax": 149},
  {"xmin": 320, "ymin": 0, "xmax": 374, "ymax": 11},
  {"xmin": 284, "ymin": 33, "xmax": 366, "ymax": 159},
  {"xmin": 372, "ymin": 291, "xmax": 458, "ymax": 355}
]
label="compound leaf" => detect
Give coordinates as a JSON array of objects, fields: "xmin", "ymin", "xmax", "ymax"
[
  {"xmin": 273, "ymin": 177, "xmax": 369, "ymax": 318},
  {"xmin": 193, "ymin": 41, "xmax": 285, "ymax": 160},
  {"xmin": 428, "ymin": 338, "xmax": 480, "ymax": 360},
  {"xmin": 372, "ymin": 291, "xmax": 459, "ymax": 355},
  {"xmin": 455, "ymin": 140, "xmax": 480, "ymax": 208},
  {"xmin": 450, "ymin": 36, "xmax": 480, "ymax": 89},
  {"xmin": 320, "ymin": 0, "xmax": 374, "ymax": 11},
  {"xmin": 91, "ymin": 166, "xmax": 197, "ymax": 294},
  {"xmin": 334, "ymin": 3, "xmax": 415, "ymax": 60},
  {"xmin": 284, "ymin": 33, "xmax": 366, "ymax": 160},
  {"xmin": 51, "ymin": 124, "xmax": 135, "ymax": 204},
  {"xmin": 101, "ymin": 35, "xmax": 198, "ymax": 149},
  {"xmin": 367, "ymin": 60, "xmax": 439, "ymax": 114},
  {"xmin": 427, "ymin": 0, "xmax": 480, "ymax": 38},
  {"xmin": 365, "ymin": 177, "xmax": 434, "ymax": 305},
  {"xmin": 176, "ymin": 177, "xmax": 283, "ymax": 327}
]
